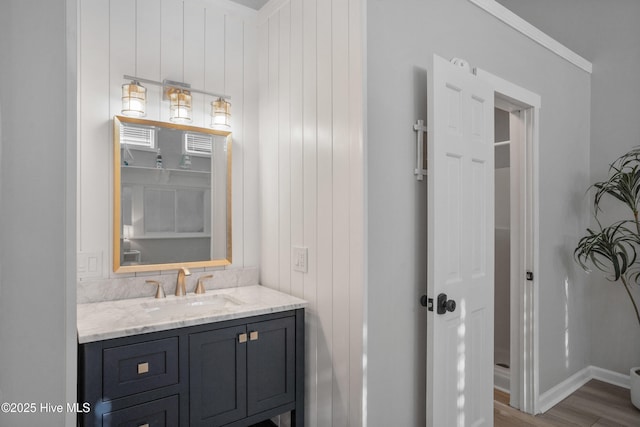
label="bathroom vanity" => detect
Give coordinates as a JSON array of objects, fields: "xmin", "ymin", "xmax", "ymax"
[{"xmin": 77, "ymin": 285, "xmax": 306, "ymax": 427}]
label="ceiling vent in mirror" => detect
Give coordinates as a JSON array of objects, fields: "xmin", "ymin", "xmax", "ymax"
[
  {"xmin": 121, "ymin": 125, "xmax": 156, "ymax": 149},
  {"xmin": 184, "ymin": 133, "xmax": 213, "ymax": 157}
]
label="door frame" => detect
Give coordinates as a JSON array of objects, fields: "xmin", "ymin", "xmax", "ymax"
[{"xmin": 475, "ymin": 68, "xmax": 541, "ymax": 414}]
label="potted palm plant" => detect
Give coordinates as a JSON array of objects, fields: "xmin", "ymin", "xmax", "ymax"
[{"xmin": 574, "ymin": 147, "xmax": 640, "ymax": 409}]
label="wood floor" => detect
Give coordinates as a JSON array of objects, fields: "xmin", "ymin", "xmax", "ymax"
[{"xmin": 494, "ymin": 380, "xmax": 640, "ymax": 426}]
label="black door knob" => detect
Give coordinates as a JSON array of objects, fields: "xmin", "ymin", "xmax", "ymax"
[
  {"xmin": 420, "ymin": 295, "xmax": 429, "ymax": 307},
  {"xmin": 445, "ymin": 299, "xmax": 456, "ymax": 312},
  {"xmin": 437, "ymin": 293, "xmax": 456, "ymax": 315}
]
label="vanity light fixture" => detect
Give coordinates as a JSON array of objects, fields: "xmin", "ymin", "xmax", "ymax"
[
  {"xmin": 168, "ymin": 88, "xmax": 192, "ymax": 124},
  {"xmin": 211, "ymin": 98, "xmax": 231, "ymax": 130},
  {"xmin": 121, "ymin": 74, "xmax": 231, "ymax": 128},
  {"xmin": 121, "ymin": 80, "xmax": 147, "ymax": 117}
]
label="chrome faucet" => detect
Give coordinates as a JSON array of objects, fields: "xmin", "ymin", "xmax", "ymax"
[{"xmin": 175, "ymin": 267, "xmax": 191, "ymax": 296}]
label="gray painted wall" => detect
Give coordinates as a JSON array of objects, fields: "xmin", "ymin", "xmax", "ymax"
[
  {"xmin": 495, "ymin": 108, "xmax": 510, "ymax": 143},
  {"xmin": 498, "ymin": 0, "xmax": 640, "ymax": 379},
  {"xmin": 0, "ymin": 1, "xmax": 76, "ymax": 426},
  {"xmin": 495, "ymin": 167, "xmax": 511, "ymax": 367},
  {"xmin": 367, "ymin": 0, "xmax": 591, "ymax": 424}
]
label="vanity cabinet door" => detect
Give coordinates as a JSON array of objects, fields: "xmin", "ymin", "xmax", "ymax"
[
  {"xmin": 189, "ymin": 325, "xmax": 247, "ymax": 427},
  {"xmin": 246, "ymin": 317, "xmax": 296, "ymax": 416}
]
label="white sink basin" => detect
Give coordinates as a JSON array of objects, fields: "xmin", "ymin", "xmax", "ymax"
[{"xmin": 142, "ymin": 294, "xmax": 244, "ymax": 317}]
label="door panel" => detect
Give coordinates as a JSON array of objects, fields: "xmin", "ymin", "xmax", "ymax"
[
  {"xmin": 427, "ymin": 55, "xmax": 494, "ymax": 427},
  {"xmin": 189, "ymin": 325, "xmax": 247, "ymax": 427},
  {"xmin": 246, "ymin": 316, "xmax": 296, "ymax": 415}
]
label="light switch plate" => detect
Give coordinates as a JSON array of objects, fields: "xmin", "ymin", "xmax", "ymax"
[
  {"xmin": 78, "ymin": 251, "xmax": 103, "ymax": 279},
  {"xmin": 292, "ymin": 246, "xmax": 308, "ymax": 273}
]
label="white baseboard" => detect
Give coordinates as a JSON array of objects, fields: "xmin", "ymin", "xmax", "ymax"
[
  {"xmin": 494, "ymin": 365, "xmax": 510, "ymax": 393},
  {"xmin": 538, "ymin": 365, "xmax": 631, "ymax": 413},
  {"xmin": 590, "ymin": 366, "xmax": 631, "ymax": 389},
  {"xmin": 538, "ymin": 367, "xmax": 592, "ymax": 413}
]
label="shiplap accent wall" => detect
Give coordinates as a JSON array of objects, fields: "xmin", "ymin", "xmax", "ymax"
[
  {"xmin": 79, "ymin": 0, "xmax": 259, "ymax": 278},
  {"xmin": 258, "ymin": 0, "xmax": 365, "ymax": 426}
]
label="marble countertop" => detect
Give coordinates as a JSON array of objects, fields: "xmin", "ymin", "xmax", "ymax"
[{"xmin": 77, "ymin": 285, "xmax": 307, "ymax": 344}]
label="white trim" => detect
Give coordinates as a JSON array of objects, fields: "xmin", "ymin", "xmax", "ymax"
[
  {"xmin": 66, "ymin": 0, "xmax": 79, "ymax": 425},
  {"xmin": 538, "ymin": 366, "xmax": 592, "ymax": 413},
  {"xmin": 477, "ymin": 67, "xmax": 541, "ymax": 415},
  {"xmin": 590, "ymin": 365, "xmax": 631, "ymax": 389},
  {"xmin": 468, "ymin": 0, "xmax": 592, "ymax": 74},
  {"xmin": 494, "ymin": 365, "xmax": 511, "ymax": 393},
  {"xmin": 475, "ymin": 69, "xmax": 541, "ymax": 109},
  {"xmin": 538, "ymin": 366, "xmax": 631, "ymax": 413}
]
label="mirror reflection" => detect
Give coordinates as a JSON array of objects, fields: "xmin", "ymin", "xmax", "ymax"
[{"xmin": 113, "ymin": 116, "xmax": 231, "ymax": 273}]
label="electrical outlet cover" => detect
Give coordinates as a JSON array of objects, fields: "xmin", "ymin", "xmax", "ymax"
[{"xmin": 292, "ymin": 246, "xmax": 308, "ymax": 273}]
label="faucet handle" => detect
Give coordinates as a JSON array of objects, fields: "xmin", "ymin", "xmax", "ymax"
[
  {"xmin": 195, "ymin": 275, "xmax": 213, "ymax": 294},
  {"xmin": 146, "ymin": 280, "xmax": 166, "ymax": 299}
]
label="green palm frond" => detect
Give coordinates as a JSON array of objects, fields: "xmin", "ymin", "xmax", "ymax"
[
  {"xmin": 574, "ymin": 220, "xmax": 638, "ymax": 281},
  {"xmin": 576, "ymin": 146, "xmax": 640, "ymax": 328},
  {"xmin": 592, "ymin": 157, "xmax": 640, "ymax": 221}
]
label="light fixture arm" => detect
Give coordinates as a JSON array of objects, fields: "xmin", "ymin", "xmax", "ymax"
[{"xmin": 123, "ymin": 74, "xmax": 231, "ymax": 101}]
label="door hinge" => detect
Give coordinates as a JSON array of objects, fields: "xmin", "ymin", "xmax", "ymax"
[{"xmin": 526, "ymin": 271, "xmax": 534, "ymax": 281}]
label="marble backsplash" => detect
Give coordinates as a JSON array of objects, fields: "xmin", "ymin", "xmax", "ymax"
[{"xmin": 77, "ymin": 267, "xmax": 259, "ymax": 304}]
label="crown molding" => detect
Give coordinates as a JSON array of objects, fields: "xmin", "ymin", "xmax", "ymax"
[{"xmin": 468, "ymin": 0, "xmax": 592, "ymax": 74}]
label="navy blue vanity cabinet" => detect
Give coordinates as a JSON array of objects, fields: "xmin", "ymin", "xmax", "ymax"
[
  {"xmin": 78, "ymin": 309, "xmax": 304, "ymax": 427},
  {"xmin": 189, "ymin": 316, "xmax": 299, "ymax": 427},
  {"xmin": 77, "ymin": 330, "xmax": 186, "ymax": 427}
]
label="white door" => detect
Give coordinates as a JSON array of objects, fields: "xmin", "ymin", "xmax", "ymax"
[{"xmin": 426, "ymin": 55, "xmax": 495, "ymax": 427}]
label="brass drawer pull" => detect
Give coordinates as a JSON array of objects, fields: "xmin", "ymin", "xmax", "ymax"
[
  {"xmin": 137, "ymin": 362, "xmax": 149, "ymax": 374},
  {"xmin": 249, "ymin": 331, "xmax": 259, "ymax": 341},
  {"xmin": 238, "ymin": 333, "xmax": 248, "ymax": 343}
]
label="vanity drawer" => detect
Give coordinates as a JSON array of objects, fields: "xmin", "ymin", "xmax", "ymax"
[
  {"xmin": 102, "ymin": 395, "xmax": 179, "ymax": 427},
  {"xmin": 103, "ymin": 337, "xmax": 179, "ymax": 399}
]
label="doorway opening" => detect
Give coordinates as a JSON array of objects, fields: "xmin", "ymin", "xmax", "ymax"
[
  {"xmin": 481, "ymin": 75, "xmax": 540, "ymax": 414},
  {"xmin": 494, "ymin": 107, "xmax": 512, "ymax": 394},
  {"xmin": 475, "ymin": 66, "xmax": 541, "ymax": 414}
]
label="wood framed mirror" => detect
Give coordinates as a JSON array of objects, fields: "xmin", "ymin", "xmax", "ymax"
[{"xmin": 113, "ymin": 116, "xmax": 232, "ymax": 273}]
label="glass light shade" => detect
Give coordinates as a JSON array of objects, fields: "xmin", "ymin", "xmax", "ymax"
[
  {"xmin": 210, "ymin": 98, "xmax": 231, "ymax": 130},
  {"xmin": 169, "ymin": 89, "xmax": 192, "ymax": 123},
  {"xmin": 121, "ymin": 81, "xmax": 146, "ymax": 117}
]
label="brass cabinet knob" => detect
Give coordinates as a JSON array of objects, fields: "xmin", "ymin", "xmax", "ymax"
[{"xmin": 137, "ymin": 362, "xmax": 149, "ymax": 374}]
